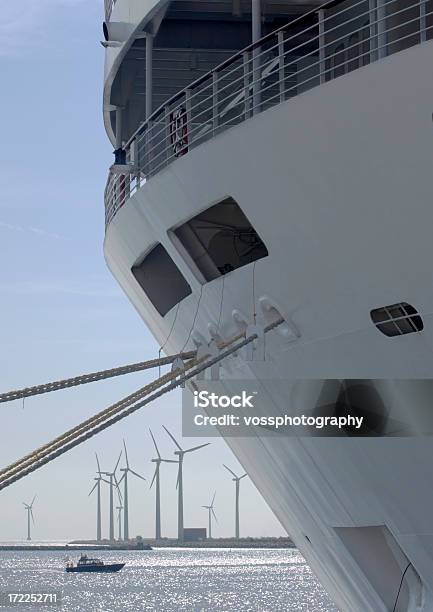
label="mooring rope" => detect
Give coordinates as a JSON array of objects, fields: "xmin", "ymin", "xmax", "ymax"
[
  {"xmin": 0, "ymin": 329, "xmax": 246, "ymax": 482},
  {"xmin": 0, "ymin": 351, "xmax": 196, "ymax": 405},
  {"xmin": 0, "ymin": 354, "xmax": 211, "ymax": 484},
  {"xmin": 0, "ymin": 318, "xmax": 283, "ymax": 491}
]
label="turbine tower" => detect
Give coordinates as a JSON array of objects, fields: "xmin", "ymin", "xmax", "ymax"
[
  {"xmin": 202, "ymin": 491, "xmax": 217, "ymax": 539},
  {"xmin": 163, "ymin": 426, "xmax": 210, "ymax": 542},
  {"xmin": 116, "ymin": 504, "xmax": 123, "ymax": 541},
  {"xmin": 88, "ymin": 453, "xmax": 105, "ymax": 541},
  {"xmin": 119, "ymin": 439, "xmax": 146, "ymax": 541},
  {"xmin": 223, "ymin": 465, "xmax": 248, "ymax": 539},
  {"xmin": 23, "ymin": 496, "xmax": 36, "ymax": 541},
  {"xmin": 101, "ymin": 451, "xmax": 122, "ymax": 541},
  {"xmin": 149, "ymin": 428, "xmax": 177, "ymax": 540}
]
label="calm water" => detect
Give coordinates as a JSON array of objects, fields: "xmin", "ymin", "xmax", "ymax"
[{"xmin": 0, "ymin": 548, "xmax": 338, "ymax": 611}]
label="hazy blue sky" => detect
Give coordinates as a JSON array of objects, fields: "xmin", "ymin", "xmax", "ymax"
[{"xmin": 0, "ymin": 0, "xmax": 285, "ymax": 541}]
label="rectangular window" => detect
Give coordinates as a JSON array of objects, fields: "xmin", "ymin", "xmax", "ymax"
[
  {"xmin": 132, "ymin": 244, "xmax": 192, "ymax": 316},
  {"xmin": 173, "ymin": 197, "xmax": 268, "ymax": 282}
]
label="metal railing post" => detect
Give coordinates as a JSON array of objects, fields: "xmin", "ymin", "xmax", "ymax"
[
  {"xmin": 145, "ymin": 124, "xmax": 151, "ymax": 177},
  {"xmin": 318, "ymin": 9, "xmax": 326, "ymax": 85},
  {"xmin": 243, "ymin": 52, "xmax": 251, "ymax": 119},
  {"xmin": 252, "ymin": 47, "xmax": 261, "ymax": 115},
  {"xmin": 420, "ymin": 0, "xmax": 427, "ymax": 42},
  {"xmin": 252, "ymin": 0, "xmax": 262, "ymax": 114},
  {"xmin": 132, "ymin": 138, "xmax": 140, "ymax": 188},
  {"xmin": 369, "ymin": 0, "xmax": 378, "ymax": 62},
  {"xmin": 212, "ymin": 72, "xmax": 219, "ymax": 133},
  {"xmin": 165, "ymin": 105, "xmax": 171, "ymax": 162},
  {"xmin": 125, "ymin": 167, "xmax": 131, "ymax": 202},
  {"xmin": 185, "ymin": 89, "xmax": 192, "ymax": 146},
  {"xmin": 278, "ymin": 32, "xmax": 285, "ymax": 102},
  {"xmin": 377, "ymin": 0, "xmax": 387, "ymax": 59},
  {"xmin": 129, "ymin": 138, "xmax": 135, "ymax": 167}
]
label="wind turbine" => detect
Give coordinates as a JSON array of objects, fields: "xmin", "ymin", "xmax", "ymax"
[
  {"xmin": 100, "ymin": 451, "xmax": 122, "ymax": 541},
  {"xmin": 23, "ymin": 496, "xmax": 36, "ymax": 541},
  {"xmin": 163, "ymin": 426, "xmax": 210, "ymax": 542},
  {"xmin": 202, "ymin": 491, "xmax": 217, "ymax": 539},
  {"xmin": 119, "ymin": 439, "xmax": 146, "ymax": 541},
  {"xmin": 88, "ymin": 453, "xmax": 106, "ymax": 541},
  {"xmin": 149, "ymin": 428, "xmax": 177, "ymax": 540},
  {"xmin": 223, "ymin": 465, "xmax": 248, "ymax": 539}
]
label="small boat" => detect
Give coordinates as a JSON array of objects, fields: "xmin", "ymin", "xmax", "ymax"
[{"xmin": 65, "ymin": 554, "xmax": 125, "ymax": 573}]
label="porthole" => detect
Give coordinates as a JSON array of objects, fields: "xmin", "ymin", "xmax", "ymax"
[{"xmin": 370, "ymin": 302, "xmax": 423, "ymax": 337}]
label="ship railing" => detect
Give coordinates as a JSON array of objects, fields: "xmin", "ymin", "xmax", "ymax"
[{"xmin": 105, "ymin": 0, "xmax": 433, "ymax": 227}]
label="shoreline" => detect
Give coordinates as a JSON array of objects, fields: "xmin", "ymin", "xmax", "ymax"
[{"xmin": 0, "ymin": 537, "xmax": 295, "ymax": 552}]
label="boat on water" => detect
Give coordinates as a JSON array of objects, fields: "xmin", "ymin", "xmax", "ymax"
[
  {"xmin": 101, "ymin": 0, "xmax": 433, "ymax": 610},
  {"xmin": 66, "ymin": 555, "xmax": 125, "ymax": 573}
]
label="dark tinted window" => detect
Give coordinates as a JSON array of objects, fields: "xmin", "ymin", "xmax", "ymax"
[
  {"xmin": 132, "ymin": 244, "xmax": 192, "ymax": 316},
  {"xmin": 371, "ymin": 302, "xmax": 423, "ymax": 337},
  {"xmin": 174, "ymin": 197, "xmax": 268, "ymax": 282}
]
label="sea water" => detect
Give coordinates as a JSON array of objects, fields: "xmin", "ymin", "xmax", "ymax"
[{"xmin": 0, "ymin": 548, "xmax": 337, "ymax": 611}]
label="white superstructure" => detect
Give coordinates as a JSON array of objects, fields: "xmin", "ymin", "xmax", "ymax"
[{"xmin": 101, "ymin": 1, "xmax": 433, "ymax": 610}]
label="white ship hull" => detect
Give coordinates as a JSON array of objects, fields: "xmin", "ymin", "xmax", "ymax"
[{"xmin": 103, "ymin": 30, "xmax": 433, "ymax": 612}]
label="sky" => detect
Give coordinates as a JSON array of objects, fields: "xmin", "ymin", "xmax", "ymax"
[{"xmin": 0, "ymin": 0, "xmax": 285, "ymax": 541}]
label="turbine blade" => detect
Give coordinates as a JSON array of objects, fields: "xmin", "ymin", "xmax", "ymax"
[
  {"xmin": 150, "ymin": 466, "xmax": 158, "ymax": 489},
  {"xmin": 212, "ymin": 508, "xmax": 218, "ymax": 523},
  {"xmin": 123, "ymin": 439, "xmax": 129, "ymax": 468},
  {"xmin": 239, "ymin": 473, "xmax": 248, "ymax": 480},
  {"xmin": 176, "ymin": 467, "xmax": 180, "ymax": 489},
  {"xmin": 184, "ymin": 442, "xmax": 210, "ymax": 454},
  {"xmin": 118, "ymin": 473, "xmax": 125, "ymax": 485},
  {"xmin": 211, "ymin": 490, "xmax": 216, "ymax": 506},
  {"xmin": 149, "ymin": 428, "xmax": 161, "ymax": 458},
  {"xmin": 88, "ymin": 482, "xmax": 98, "ymax": 496},
  {"xmin": 100, "ymin": 478, "xmax": 111, "ymax": 485},
  {"xmin": 163, "ymin": 426, "xmax": 182, "ymax": 451},
  {"xmin": 114, "ymin": 451, "xmax": 122, "ymax": 474},
  {"xmin": 31, "ymin": 495, "xmax": 37, "ymax": 507},
  {"xmin": 161, "ymin": 459, "xmax": 178, "ymax": 463},
  {"xmin": 31, "ymin": 509, "xmax": 35, "ymax": 524},
  {"xmin": 95, "ymin": 452, "xmax": 101, "ymax": 474},
  {"xmin": 114, "ymin": 475, "xmax": 122, "ymax": 499},
  {"xmin": 129, "ymin": 469, "xmax": 146, "ymax": 482},
  {"xmin": 223, "ymin": 464, "xmax": 238, "ymax": 478}
]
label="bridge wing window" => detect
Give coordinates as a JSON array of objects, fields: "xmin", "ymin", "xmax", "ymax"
[
  {"xmin": 174, "ymin": 197, "xmax": 268, "ymax": 282},
  {"xmin": 132, "ymin": 244, "xmax": 192, "ymax": 316},
  {"xmin": 371, "ymin": 302, "xmax": 423, "ymax": 337}
]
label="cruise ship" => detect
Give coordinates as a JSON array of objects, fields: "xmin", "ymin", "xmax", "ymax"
[{"xmin": 101, "ymin": 1, "xmax": 433, "ymax": 610}]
